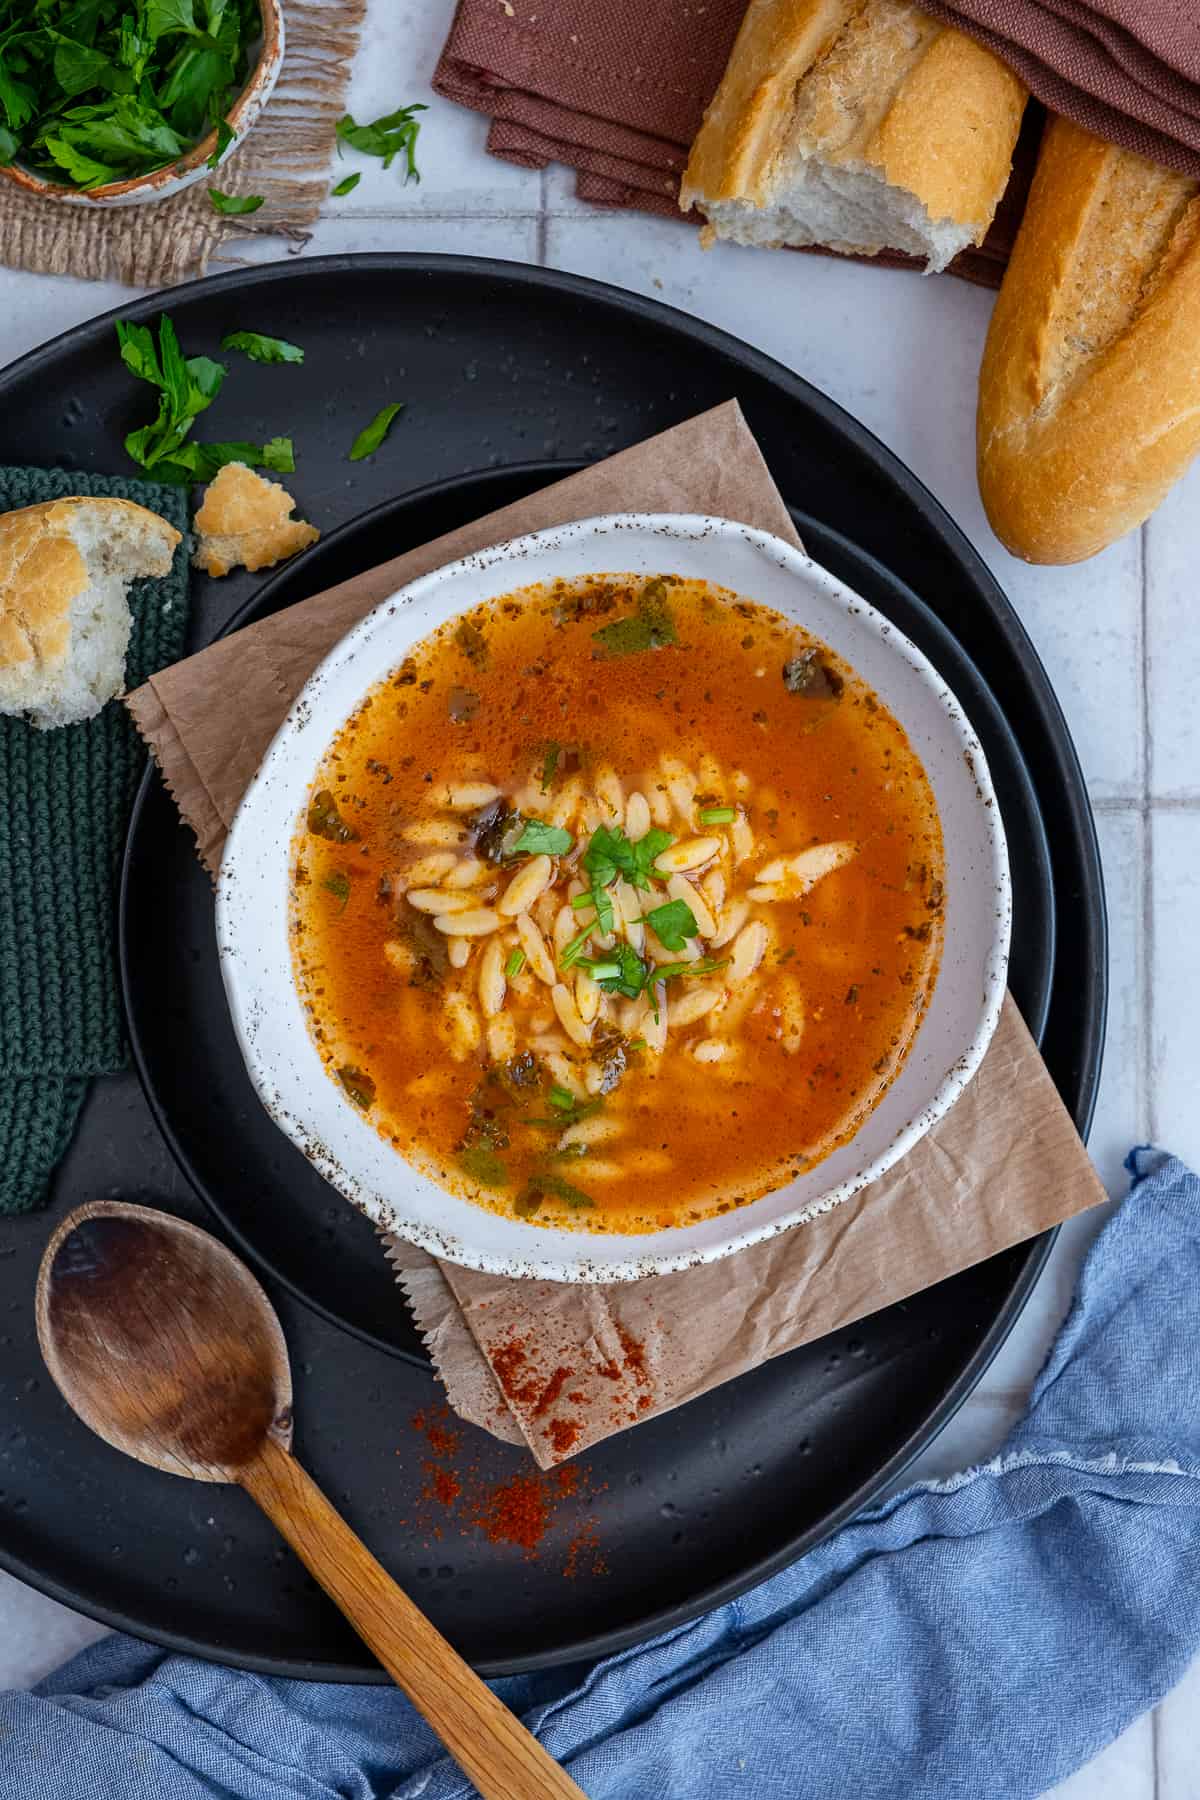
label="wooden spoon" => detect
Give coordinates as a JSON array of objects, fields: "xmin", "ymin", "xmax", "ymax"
[{"xmin": 36, "ymin": 1201, "xmax": 586, "ymax": 1800}]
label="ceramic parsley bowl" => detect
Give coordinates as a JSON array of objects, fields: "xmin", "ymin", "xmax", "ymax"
[
  {"xmin": 216, "ymin": 513, "xmax": 1010, "ymax": 1284},
  {"xmin": 0, "ymin": 0, "xmax": 283, "ymax": 209}
]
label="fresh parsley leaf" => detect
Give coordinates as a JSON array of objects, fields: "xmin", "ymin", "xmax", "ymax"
[
  {"xmin": 220, "ymin": 330, "xmax": 304, "ymax": 365},
  {"xmin": 539, "ymin": 741, "xmax": 561, "ymax": 792},
  {"xmin": 458, "ymin": 1144, "xmax": 508, "ymax": 1189},
  {"xmin": 584, "ymin": 941, "xmax": 648, "ymax": 1000},
  {"xmin": 522, "ymin": 1172, "xmax": 595, "ymax": 1211},
  {"xmin": 631, "ymin": 827, "xmax": 674, "ymax": 887},
  {"xmin": 589, "ymin": 883, "xmax": 615, "ymax": 934},
  {"xmin": 645, "ymin": 898, "xmax": 698, "ymax": 952},
  {"xmin": 51, "ymin": 38, "xmax": 114, "ymax": 100},
  {"xmin": 349, "ymin": 401, "xmax": 404, "ymax": 461},
  {"xmin": 581, "ymin": 822, "xmax": 673, "ymax": 894},
  {"xmin": 145, "ymin": 0, "xmax": 200, "ymax": 34},
  {"xmin": 547, "ymin": 1086, "xmax": 577, "ymax": 1114},
  {"xmin": 208, "ymin": 187, "xmax": 263, "ymax": 214},
  {"xmin": 591, "ymin": 576, "xmax": 677, "ymax": 659},
  {"xmin": 511, "ymin": 819, "xmax": 573, "ymax": 857},
  {"xmin": 206, "ymin": 115, "xmax": 234, "ymax": 169},
  {"xmin": 331, "ymin": 170, "xmax": 360, "ymax": 196},
  {"xmin": 335, "ymin": 102, "xmax": 427, "ymax": 180},
  {"xmin": 0, "ymin": 126, "xmax": 17, "ymax": 166},
  {"xmin": 655, "ymin": 956, "xmax": 730, "ymax": 982}
]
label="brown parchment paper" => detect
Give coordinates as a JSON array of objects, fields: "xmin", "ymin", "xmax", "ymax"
[{"xmin": 126, "ymin": 401, "xmax": 1107, "ymax": 1467}]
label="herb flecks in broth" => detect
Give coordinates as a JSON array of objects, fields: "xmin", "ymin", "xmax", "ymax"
[{"xmin": 291, "ymin": 575, "xmax": 944, "ymax": 1234}]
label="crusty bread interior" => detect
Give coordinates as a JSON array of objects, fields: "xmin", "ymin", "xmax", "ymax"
[
  {"xmin": 0, "ymin": 497, "xmax": 180, "ymax": 730},
  {"xmin": 193, "ymin": 462, "xmax": 319, "ymax": 578},
  {"xmin": 682, "ymin": 0, "xmax": 1026, "ymax": 273}
]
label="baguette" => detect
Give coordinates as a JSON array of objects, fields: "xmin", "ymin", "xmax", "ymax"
[
  {"xmin": 0, "ymin": 496, "xmax": 180, "ymax": 728},
  {"xmin": 681, "ymin": 0, "xmax": 1025, "ymax": 271},
  {"xmin": 978, "ymin": 117, "xmax": 1200, "ymax": 564}
]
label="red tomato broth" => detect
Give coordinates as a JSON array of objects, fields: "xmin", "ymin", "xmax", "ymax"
[{"xmin": 290, "ymin": 573, "xmax": 944, "ymax": 1234}]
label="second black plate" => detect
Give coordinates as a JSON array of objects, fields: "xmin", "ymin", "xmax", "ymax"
[{"xmin": 122, "ymin": 465, "xmax": 1055, "ymax": 1358}]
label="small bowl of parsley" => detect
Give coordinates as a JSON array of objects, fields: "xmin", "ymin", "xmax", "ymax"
[{"xmin": 0, "ymin": 0, "xmax": 283, "ymax": 207}]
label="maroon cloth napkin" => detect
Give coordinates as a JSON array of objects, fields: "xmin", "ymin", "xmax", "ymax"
[
  {"xmin": 434, "ymin": 0, "xmax": 1199, "ymax": 288},
  {"xmin": 922, "ymin": 0, "xmax": 1200, "ymax": 178}
]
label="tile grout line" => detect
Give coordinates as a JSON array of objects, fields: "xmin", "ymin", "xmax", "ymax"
[{"xmin": 1141, "ymin": 521, "xmax": 1161, "ymax": 1800}]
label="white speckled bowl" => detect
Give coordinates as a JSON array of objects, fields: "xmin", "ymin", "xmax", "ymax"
[
  {"xmin": 217, "ymin": 514, "xmax": 1010, "ymax": 1282},
  {"xmin": 0, "ymin": 0, "xmax": 283, "ymax": 209}
]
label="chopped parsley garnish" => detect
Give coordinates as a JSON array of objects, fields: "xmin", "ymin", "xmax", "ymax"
[
  {"xmin": 349, "ymin": 401, "xmax": 404, "ymax": 462},
  {"xmin": 337, "ymin": 1065, "xmax": 375, "ymax": 1109},
  {"xmin": 581, "ymin": 942, "xmax": 649, "ymax": 1000},
  {"xmin": 0, "ymin": 0, "xmax": 261, "ymax": 193},
  {"xmin": 321, "ymin": 870, "xmax": 350, "ymax": 910},
  {"xmin": 307, "ymin": 789, "xmax": 357, "ymax": 843},
  {"xmin": 591, "ymin": 576, "xmax": 677, "ymax": 659},
  {"xmin": 655, "ymin": 956, "xmax": 730, "ymax": 982},
  {"xmin": 558, "ymin": 923, "xmax": 596, "ymax": 970},
  {"xmin": 520, "ymin": 1172, "xmax": 595, "ymax": 1211},
  {"xmin": 331, "ymin": 170, "xmax": 361, "ymax": 196},
  {"xmin": 582, "ymin": 823, "xmax": 673, "ymax": 893},
  {"xmin": 335, "ymin": 103, "xmax": 426, "ymax": 180},
  {"xmin": 698, "ymin": 805, "xmax": 736, "ymax": 824},
  {"xmin": 645, "ymin": 897, "xmax": 699, "ymax": 951},
  {"xmin": 511, "ymin": 819, "xmax": 573, "ymax": 857},
  {"xmin": 547, "ymin": 1086, "xmax": 578, "ymax": 1113},
  {"xmin": 539, "ymin": 741, "xmax": 561, "ymax": 792},
  {"xmin": 457, "ymin": 1144, "xmax": 508, "ymax": 1188},
  {"xmin": 208, "ymin": 187, "xmax": 263, "ymax": 214},
  {"xmin": 220, "ymin": 331, "xmax": 304, "ymax": 365},
  {"xmin": 116, "ymin": 315, "xmax": 295, "ymax": 484},
  {"xmin": 504, "ymin": 947, "xmax": 526, "ymax": 979}
]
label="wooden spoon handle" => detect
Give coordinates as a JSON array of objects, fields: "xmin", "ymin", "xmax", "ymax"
[{"xmin": 239, "ymin": 1435, "xmax": 586, "ymax": 1800}]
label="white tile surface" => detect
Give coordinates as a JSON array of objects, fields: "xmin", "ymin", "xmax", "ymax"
[
  {"xmin": 0, "ymin": 6, "xmax": 1195, "ymax": 1798},
  {"xmin": 1146, "ymin": 461, "xmax": 1200, "ymax": 801}
]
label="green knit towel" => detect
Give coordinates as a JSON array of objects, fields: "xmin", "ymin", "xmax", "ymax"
[{"xmin": 0, "ymin": 467, "xmax": 190, "ymax": 1215}]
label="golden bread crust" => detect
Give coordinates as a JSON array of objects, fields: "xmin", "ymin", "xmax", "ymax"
[
  {"xmin": 978, "ymin": 116, "xmax": 1200, "ymax": 563},
  {"xmin": 193, "ymin": 463, "xmax": 319, "ymax": 578},
  {"xmin": 681, "ymin": 0, "xmax": 1024, "ymax": 239}
]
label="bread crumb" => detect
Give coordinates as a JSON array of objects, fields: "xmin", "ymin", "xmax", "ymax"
[{"xmin": 193, "ymin": 463, "xmax": 319, "ymax": 578}]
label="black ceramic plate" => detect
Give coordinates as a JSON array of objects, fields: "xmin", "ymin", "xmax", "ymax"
[
  {"xmin": 0, "ymin": 258, "xmax": 1105, "ymax": 1681},
  {"xmin": 122, "ymin": 468, "xmax": 1056, "ymax": 1359}
]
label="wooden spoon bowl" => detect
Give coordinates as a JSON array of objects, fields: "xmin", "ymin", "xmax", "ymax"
[{"xmin": 37, "ymin": 1201, "xmax": 585, "ymax": 1800}]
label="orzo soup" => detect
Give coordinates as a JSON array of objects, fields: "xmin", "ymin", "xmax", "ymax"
[{"xmin": 290, "ymin": 573, "xmax": 944, "ymax": 1234}]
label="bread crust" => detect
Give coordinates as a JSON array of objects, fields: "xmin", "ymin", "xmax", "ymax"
[
  {"xmin": 681, "ymin": 0, "xmax": 1025, "ymax": 237},
  {"xmin": 0, "ymin": 497, "xmax": 179, "ymax": 675},
  {"xmin": 978, "ymin": 117, "xmax": 1200, "ymax": 563},
  {"xmin": 193, "ymin": 462, "xmax": 319, "ymax": 578}
]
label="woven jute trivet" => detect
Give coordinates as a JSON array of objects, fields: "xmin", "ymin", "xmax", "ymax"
[{"xmin": 0, "ymin": 0, "xmax": 367, "ymax": 289}]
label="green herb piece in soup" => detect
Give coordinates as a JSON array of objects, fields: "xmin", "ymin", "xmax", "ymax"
[
  {"xmin": 698, "ymin": 805, "xmax": 735, "ymax": 824},
  {"xmin": 522, "ymin": 1172, "xmax": 595, "ymax": 1212},
  {"xmin": 655, "ymin": 955, "xmax": 730, "ymax": 982},
  {"xmin": 513, "ymin": 1189, "xmax": 543, "ymax": 1218},
  {"xmin": 454, "ymin": 618, "xmax": 490, "ymax": 667},
  {"xmin": 511, "ymin": 819, "xmax": 573, "ymax": 857},
  {"xmin": 331, "ymin": 170, "xmax": 360, "ymax": 196},
  {"xmin": 307, "ymin": 788, "xmax": 357, "ymax": 843},
  {"xmin": 539, "ymin": 741, "xmax": 561, "ymax": 792},
  {"xmin": 583, "ymin": 941, "xmax": 648, "ymax": 1000},
  {"xmin": 547, "ymin": 1086, "xmax": 577, "ymax": 1114},
  {"xmin": 782, "ymin": 647, "xmax": 844, "ymax": 699},
  {"xmin": 337, "ymin": 1065, "xmax": 375, "ymax": 1109},
  {"xmin": 335, "ymin": 103, "xmax": 426, "ymax": 180},
  {"xmin": 457, "ymin": 1145, "xmax": 509, "ymax": 1189},
  {"xmin": 349, "ymin": 402, "xmax": 404, "ymax": 462},
  {"xmin": 591, "ymin": 576, "xmax": 677, "ymax": 659},
  {"xmin": 504, "ymin": 947, "xmax": 526, "ymax": 979},
  {"xmin": 322, "ymin": 870, "xmax": 351, "ymax": 910},
  {"xmin": 221, "ymin": 331, "xmax": 304, "ymax": 365},
  {"xmin": 645, "ymin": 897, "xmax": 698, "ymax": 951}
]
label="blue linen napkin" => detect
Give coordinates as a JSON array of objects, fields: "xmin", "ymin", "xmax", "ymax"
[{"xmin": 3, "ymin": 1147, "xmax": 1199, "ymax": 1800}]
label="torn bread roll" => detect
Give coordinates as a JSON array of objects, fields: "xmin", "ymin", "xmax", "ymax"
[
  {"xmin": 0, "ymin": 497, "xmax": 180, "ymax": 729},
  {"xmin": 193, "ymin": 462, "xmax": 319, "ymax": 578},
  {"xmin": 681, "ymin": 0, "xmax": 1025, "ymax": 272},
  {"xmin": 978, "ymin": 116, "xmax": 1200, "ymax": 564}
]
